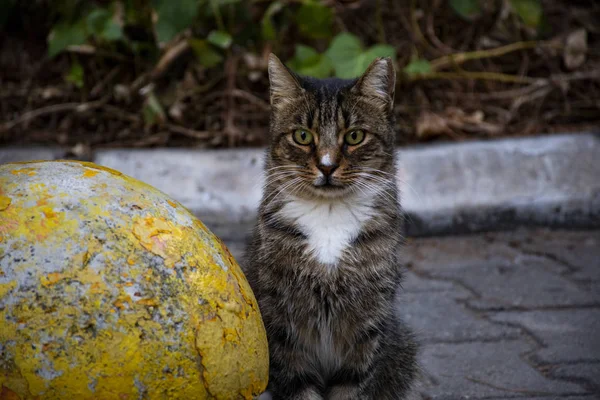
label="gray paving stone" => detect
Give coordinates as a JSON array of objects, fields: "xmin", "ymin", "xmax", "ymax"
[
  {"xmin": 0, "ymin": 146, "xmax": 65, "ymax": 164},
  {"xmin": 410, "ymin": 244, "xmax": 596, "ymax": 310},
  {"xmin": 403, "ymin": 233, "xmax": 522, "ymax": 272},
  {"xmin": 419, "ymin": 340, "xmax": 587, "ymax": 398},
  {"xmin": 489, "ymin": 309, "xmax": 600, "ymax": 365},
  {"xmin": 550, "ymin": 363, "xmax": 600, "ymax": 394},
  {"xmin": 463, "ymin": 256, "xmax": 599, "ymax": 310},
  {"xmin": 400, "ymin": 270, "xmax": 457, "ymax": 293},
  {"xmin": 516, "ymin": 230, "xmax": 600, "ymax": 283},
  {"xmin": 398, "ymin": 290, "xmax": 520, "ymax": 343}
]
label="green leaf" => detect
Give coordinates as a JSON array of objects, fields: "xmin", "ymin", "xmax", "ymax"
[
  {"xmin": 143, "ymin": 91, "xmax": 166, "ymax": 126},
  {"xmin": 324, "ymin": 32, "xmax": 363, "ymax": 78},
  {"xmin": 102, "ymin": 20, "xmax": 124, "ymax": 41},
  {"xmin": 509, "ymin": 0, "xmax": 542, "ymax": 28},
  {"xmin": 86, "ymin": 9, "xmax": 111, "ymax": 35},
  {"xmin": 189, "ymin": 39, "xmax": 223, "ymax": 68},
  {"xmin": 325, "ymin": 33, "xmax": 396, "ymax": 79},
  {"xmin": 261, "ymin": 1, "xmax": 283, "ymax": 41},
  {"xmin": 86, "ymin": 8, "xmax": 123, "ymax": 42},
  {"xmin": 363, "ymin": 44, "xmax": 396, "ymax": 63},
  {"xmin": 47, "ymin": 20, "xmax": 88, "ymax": 58},
  {"xmin": 293, "ymin": 45, "xmax": 320, "ymax": 64},
  {"xmin": 207, "ymin": 30, "xmax": 232, "ymax": 49},
  {"xmin": 152, "ymin": 0, "xmax": 199, "ymax": 43},
  {"xmin": 65, "ymin": 60, "xmax": 85, "ymax": 88},
  {"xmin": 288, "ymin": 45, "xmax": 332, "ymax": 78},
  {"xmin": 296, "ymin": 1, "xmax": 333, "ymax": 39},
  {"xmin": 450, "ymin": 0, "xmax": 480, "ymax": 19},
  {"xmin": 403, "ymin": 58, "xmax": 432, "ymax": 76}
]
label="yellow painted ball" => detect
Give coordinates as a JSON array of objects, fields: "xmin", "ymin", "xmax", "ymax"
[{"xmin": 0, "ymin": 160, "xmax": 268, "ymax": 399}]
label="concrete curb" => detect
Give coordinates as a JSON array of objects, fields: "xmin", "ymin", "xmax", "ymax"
[{"xmin": 1, "ymin": 133, "xmax": 598, "ymax": 238}]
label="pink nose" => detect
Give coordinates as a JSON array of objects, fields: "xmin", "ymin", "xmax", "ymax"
[{"xmin": 318, "ymin": 163, "xmax": 338, "ymax": 176}]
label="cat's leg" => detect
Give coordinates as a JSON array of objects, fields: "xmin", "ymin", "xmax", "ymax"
[
  {"xmin": 267, "ymin": 341, "xmax": 324, "ymax": 400},
  {"xmin": 275, "ymin": 386, "xmax": 322, "ymax": 400},
  {"xmin": 328, "ymin": 320, "xmax": 418, "ymax": 400},
  {"xmin": 269, "ymin": 381, "xmax": 323, "ymax": 400},
  {"xmin": 327, "ymin": 384, "xmax": 362, "ymax": 400},
  {"xmin": 356, "ymin": 321, "xmax": 419, "ymax": 400}
]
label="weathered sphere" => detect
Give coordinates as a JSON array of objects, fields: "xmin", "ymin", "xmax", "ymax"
[{"xmin": 0, "ymin": 161, "xmax": 268, "ymax": 399}]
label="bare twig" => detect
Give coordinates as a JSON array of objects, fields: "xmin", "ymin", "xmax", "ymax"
[
  {"xmin": 91, "ymin": 67, "xmax": 121, "ymax": 97},
  {"xmin": 231, "ymin": 89, "xmax": 270, "ymax": 111},
  {"xmin": 408, "ymin": 71, "xmax": 541, "ymax": 84},
  {"xmin": 0, "ymin": 97, "xmax": 109, "ymax": 134},
  {"xmin": 150, "ymin": 40, "xmax": 191, "ymax": 80},
  {"xmin": 430, "ymin": 41, "xmax": 550, "ymax": 71},
  {"xmin": 223, "ymin": 55, "xmax": 243, "ymax": 146},
  {"xmin": 66, "ymin": 44, "xmax": 129, "ymax": 62},
  {"xmin": 425, "ymin": 0, "xmax": 456, "ymax": 54},
  {"xmin": 165, "ymin": 124, "xmax": 212, "ymax": 139}
]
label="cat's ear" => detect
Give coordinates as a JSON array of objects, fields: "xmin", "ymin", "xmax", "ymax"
[
  {"xmin": 268, "ymin": 54, "xmax": 304, "ymax": 108},
  {"xmin": 352, "ymin": 57, "xmax": 396, "ymax": 111}
]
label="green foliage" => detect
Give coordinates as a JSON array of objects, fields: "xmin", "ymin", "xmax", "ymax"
[
  {"xmin": 261, "ymin": 1, "xmax": 284, "ymax": 41},
  {"xmin": 86, "ymin": 8, "xmax": 123, "ymax": 42},
  {"xmin": 288, "ymin": 45, "xmax": 333, "ymax": 78},
  {"xmin": 152, "ymin": 0, "xmax": 199, "ymax": 43},
  {"xmin": 403, "ymin": 58, "xmax": 432, "ymax": 76},
  {"xmin": 189, "ymin": 39, "xmax": 223, "ymax": 68},
  {"xmin": 48, "ymin": 20, "xmax": 87, "ymax": 58},
  {"xmin": 296, "ymin": 1, "xmax": 333, "ymax": 39},
  {"xmin": 45, "ymin": 1, "xmax": 396, "ymax": 81},
  {"xmin": 449, "ymin": 0, "xmax": 542, "ymax": 29},
  {"xmin": 509, "ymin": 0, "xmax": 542, "ymax": 28},
  {"xmin": 65, "ymin": 59, "xmax": 85, "ymax": 88},
  {"xmin": 325, "ymin": 33, "xmax": 395, "ymax": 79},
  {"xmin": 288, "ymin": 33, "xmax": 395, "ymax": 79},
  {"xmin": 207, "ymin": 30, "xmax": 232, "ymax": 49},
  {"xmin": 449, "ymin": 0, "xmax": 480, "ymax": 19},
  {"xmin": 142, "ymin": 91, "xmax": 166, "ymax": 126}
]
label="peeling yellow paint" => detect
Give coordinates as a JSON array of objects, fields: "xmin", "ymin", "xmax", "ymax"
[
  {"xmin": 40, "ymin": 272, "xmax": 62, "ymax": 287},
  {"xmin": 0, "ymin": 160, "xmax": 268, "ymax": 400},
  {"xmin": 11, "ymin": 168, "xmax": 36, "ymax": 176},
  {"xmin": 166, "ymin": 199, "xmax": 178, "ymax": 208},
  {"xmin": 0, "ymin": 195, "xmax": 11, "ymax": 211},
  {"xmin": 82, "ymin": 169, "xmax": 100, "ymax": 178},
  {"xmin": 0, "ymin": 281, "xmax": 16, "ymax": 298}
]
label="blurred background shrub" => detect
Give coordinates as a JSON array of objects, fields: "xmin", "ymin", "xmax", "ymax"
[{"xmin": 0, "ymin": 0, "xmax": 598, "ymax": 150}]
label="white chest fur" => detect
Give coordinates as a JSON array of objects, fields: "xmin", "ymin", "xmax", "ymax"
[{"xmin": 277, "ymin": 195, "xmax": 375, "ymax": 265}]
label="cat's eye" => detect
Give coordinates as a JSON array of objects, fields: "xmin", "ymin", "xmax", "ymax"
[
  {"xmin": 293, "ymin": 129, "xmax": 314, "ymax": 145},
  {"xmin": 344, "ymin": 130, "xmax": 365, "ymax": 145}
]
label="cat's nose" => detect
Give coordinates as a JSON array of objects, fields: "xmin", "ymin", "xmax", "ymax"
[{"xmin": 318, "ymin": 163, "xmax": 338, "ymax": 176}]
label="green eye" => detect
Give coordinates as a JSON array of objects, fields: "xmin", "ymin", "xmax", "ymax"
[
  {"xmin": 293, "ymin": 129, "xmax": 314, "ymax": 145},
  {"xmin": 345, "ymin": 130, "xmax": 365, "ymax": 145}
]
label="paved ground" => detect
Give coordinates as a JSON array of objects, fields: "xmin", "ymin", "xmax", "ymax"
[{"xmin": 223, "ymin": 228, "xmax": 600, "ymax": 399}]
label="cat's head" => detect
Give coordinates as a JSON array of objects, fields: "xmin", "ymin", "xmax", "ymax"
[{"xmin": 265, "ymin": 54, "xmax": 396, "ymax": 200}]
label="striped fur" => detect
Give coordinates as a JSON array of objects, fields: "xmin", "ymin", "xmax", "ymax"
[{"xmin": 244, "ymin": 55, "xmax": 418, "ymax": 399}]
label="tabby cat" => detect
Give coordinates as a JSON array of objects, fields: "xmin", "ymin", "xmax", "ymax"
[{"xmin": 244, "ymin": 54, "xmax": 418, "ymax": 400}]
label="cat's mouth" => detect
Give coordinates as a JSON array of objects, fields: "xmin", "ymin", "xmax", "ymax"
[{"xmin": 312, "ymin": 175, "xmax": 346, "ymax": 194}]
